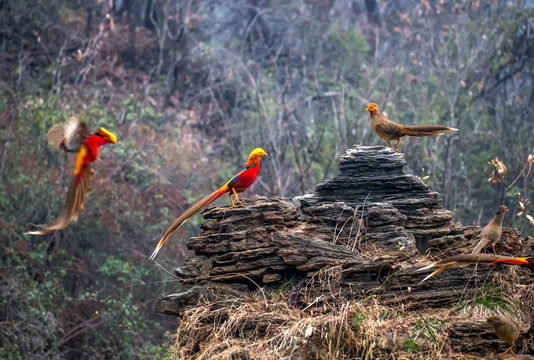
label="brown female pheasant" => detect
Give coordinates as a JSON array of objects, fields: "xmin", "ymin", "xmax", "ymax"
[
  {"xmin": 472, "ymin": 205, "xmax": 509, "ymax": 254},
  {"xmin": 486, "ymin": 316, "xmax": 521, "ymax": 354},
  {"xmin": 366, "ymin": 103, "xmax": 458, "ymax": 152},
  {"xmin": 417, "ymin": 205, "xmax": 509, "ymax": 282}
]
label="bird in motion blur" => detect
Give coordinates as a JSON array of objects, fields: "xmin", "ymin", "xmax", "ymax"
[
  {"xmin": 417, "ymin": 205, "xmax": 508, "ymax": 282},
  {"xmin": 486, "ymin": 315, "xmax": 521, "ymax": 354},
  {"xmin": 366, "ymin": 103, "xmax": 458, "ymax": 152},
  {"xmin": 26, "ymin": 116, "xmax": 117, "ymax": 235},
  {"xmin": 149, "ymin": 148, "xmax": 268, "ymax": 260}
]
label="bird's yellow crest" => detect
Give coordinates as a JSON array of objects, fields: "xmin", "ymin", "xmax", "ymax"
[
  {"xmin": 245, "ymin": 148, "xmax": 268, "ymax": 168},
  {"xmin": 97, "ymin": 127, "xmax": 117, "ymax": 143}
]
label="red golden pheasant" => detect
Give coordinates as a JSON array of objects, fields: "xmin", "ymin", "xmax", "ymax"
[
  {"xmin": 26, "ymin": 117, "xmax": 117, "ymax": 235},
  {"xmin": 366, "ymin": 103, "xmax": 458, "ymax": 152},
  {"xmin": 149, "ymin": 147, "xmax": 268, "ymax": 260}
]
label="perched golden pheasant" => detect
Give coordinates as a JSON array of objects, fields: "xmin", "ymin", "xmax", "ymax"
[
  {"xmin": 149, "ymin": 148, "xmax": 268, "ymax": 260},
  {"xmin": 486, "ymin": 315, "xmax": 521, "ymax": 354},
  {"xmin": 366, "ymin": 103, "xmax": 458, "ymax": 152},
  {"xmin": 418, "ymin": 205, "xmax": 509, "ymax": 282},
  {"xmin": 472, "ymin": 205, "xmax": 508, "ymax": 254},
  {"xmin": 26, "ymin": 117, "xmax": 117, "ymax": 235}
]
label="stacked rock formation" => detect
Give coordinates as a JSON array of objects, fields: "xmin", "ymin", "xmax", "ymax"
[{"xmin": 155, "ymin": 145, "xmax": 533, "ymax": 356}]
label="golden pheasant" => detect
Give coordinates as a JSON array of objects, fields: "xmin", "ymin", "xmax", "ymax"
[
  {"xmin": 486, "ymin": 315, "xmax": 521, "ymax": 354},
  {"xmin": 366, "ymin": 103, "xmax": 458, "ymax": 152},
  {"xmin": 472, "ymin": 205, "xmax": 508, "ymax": 254},
  {"xmin": 149, "ymin": 148, "xmax": 268, "ymax": 260},
  {"xmin": 418, "ymin": 205, "xmax": 509, "ymax": 282},
  {"xmin": 26, "ymin": 117, "xmax": 117, "ymax": 235}
]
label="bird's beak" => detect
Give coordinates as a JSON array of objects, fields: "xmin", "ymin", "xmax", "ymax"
[
  {"xmin": 504, "ymin": 206, "xmax": 509, "ymax": 212},
  {"xmin": 366, "ymin": 106, "xmax": 371, "ymax": 112}
]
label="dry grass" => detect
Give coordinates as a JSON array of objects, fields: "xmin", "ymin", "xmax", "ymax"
[
  {"xmin": 170, "ymin": 214, "xmax": 533, "ymax": 359},
  {"xmin": 170, "ymin": 286, "xmax": 489, "ymax": 360}
]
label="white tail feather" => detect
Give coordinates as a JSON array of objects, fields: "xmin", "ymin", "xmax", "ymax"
[
  {"xmin": 419, "ymin": 268, "xmax": 443, "ymax": 283},
  {"xmin": 416, "ymin": 263, "xmax": 437, "ymax": 272}
]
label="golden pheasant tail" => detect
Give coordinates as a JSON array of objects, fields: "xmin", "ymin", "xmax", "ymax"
[
  {"xmin": 401, "ymin": 125, "xmax": 457, "ymax": 137},
  {"xmin": 26, "ymin": 164, "xmax": 94, "ymax": 235},
  {"xmin": 149, "ymin": 188, "xmax": 227, "ymax": 261},
  {"xmin": 417, "ymin": 253, "xmax": 524, "ymax": 283}
]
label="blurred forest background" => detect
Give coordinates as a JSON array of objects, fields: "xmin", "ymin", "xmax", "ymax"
[{"xmin": 1, "ymin": 0, "xmax": 533, "ymax": 358}]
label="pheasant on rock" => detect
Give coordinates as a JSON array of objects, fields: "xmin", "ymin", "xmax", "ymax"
[
  {"xmin": 472, "ymin": 205, "xmax": 509, "ymax": 254},
  {"xmin": 486, "ymin": 315, "xmax": 521, "ymax": 354},
  {"xmin": 366, "ymin": 103, "xmax": 458, "ymax": 152},
  {"xmin": 149, "ymin": 148, "xmax": 268, "ymax": 260},
  {"xmin": 418, "ymin": 205, "xmax": 508, "ymax": 282},
  {"xmin": 26, "ymin": 116, "xmax": 117, "ymax": 235}
]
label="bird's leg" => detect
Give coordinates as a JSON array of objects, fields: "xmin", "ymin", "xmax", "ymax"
[
  {"xmin": 395, "ymin": 138, "xmax": 400, "ymax": 152},
  {"xmin": 503, "ymin": 346, "xmax": 513, "ymax": 354},
  {"xmin": 232, "ymin": 188, "xmax": 242, "ymax": 204},
  {"xmin": 386, "ymin": 140, "xmax": 392, "ymax": 149},
  {"xmin": 492, "ymin": 244, "xmax": 496, "ymax": 253},
  {"xmin": 229, "ymin": 193, "xmax": 237, "ymax": 208}
]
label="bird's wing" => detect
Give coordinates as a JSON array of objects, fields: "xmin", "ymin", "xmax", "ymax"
[
  {"xmin": 225, "ymin": 171, "xmax": 243, "ymax": 188},
  {"xmin": 149, "ymin": 188, "xmax": 228, "ymax": 260},
  {"xmin": 26, "ymin": 164, "xmax": 94, "ymax": 235},
  {"xmin": 472, "ymin": 225, "xmax": 500, "ymax": 254},
  {"xmin": 47, "ymin": 116, "xmax": 91, "ymax": 152},
  {"xmin": 375, "ymin": 119, "xmax": 404, "ymax": 138}
]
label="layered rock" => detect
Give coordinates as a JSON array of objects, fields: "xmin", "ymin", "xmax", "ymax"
[{"xmin": 155, "ymin": 145, "xmax": 534, "ymax": 357}]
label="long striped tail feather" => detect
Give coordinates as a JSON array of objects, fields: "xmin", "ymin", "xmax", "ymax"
[
  {"xmin": 25, "ymin": 164, "xmax": 93, "ymax": 235},
  {"xmin": 417, "ymin": 254, "xmax": 530, "ymax": 283},
  {"xmin": 149, "ymin": 187, "xmax": 228, "ymax": 261},
  {"xmin": 403, "ymin": 125, "xmax": 458, "ymax": 137}
]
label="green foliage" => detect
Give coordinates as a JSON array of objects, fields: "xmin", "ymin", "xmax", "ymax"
[
  {"xmin": 405, "ymin": 317, "xmax": 444, "ymax": 354},
  {"xmin": 404, "ymin": 338, "xmax": 420, "ymax": 353},
  {"xmin": 458, "ymin": 285, "xmax": 518, "ymax": 314},
  {"xmin": 352, "ymin": 314, "xmax": 365, "ymax": 332}
]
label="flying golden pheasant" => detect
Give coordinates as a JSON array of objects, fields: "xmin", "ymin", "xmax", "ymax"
[
  {"xmin": 26, "ymin": 117, "xmax": 117, "ymax": 235},
  {"xmin": 366, "ymin": 103, "xmax": 458, "ymax": 152}
]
